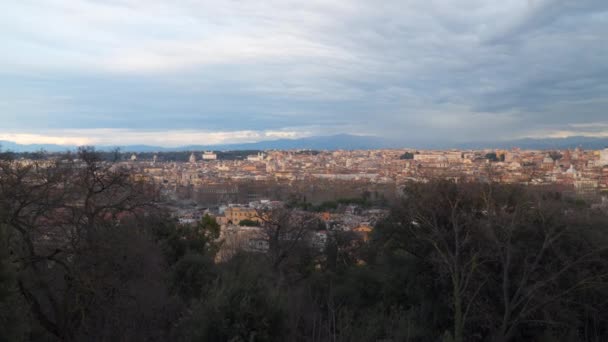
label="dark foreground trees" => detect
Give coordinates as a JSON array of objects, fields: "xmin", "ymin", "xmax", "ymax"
[
  {"xmin": 1, "ymin": 150, "xmax": 607, "ymax": 342},
  {"xmin": 373, "ymin": 180, "xmax": 608, "ymax": 342},
  {"xmin": 0, "ymin": 148, "xmax": 177, "ymax": 341}
]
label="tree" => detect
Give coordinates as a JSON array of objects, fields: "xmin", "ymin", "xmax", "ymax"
[
  {"xmin": 163, "ymin": 214, "xmax": 222, "ymax": 301},
  {"xmin": 379, "ymin": 180, "xmax": 608, "ymax": 342},
  {"xmin": 255, "ymin": 207, "xmax": 321, "ymax": 274},
  {"xmin": 486, "ymin": 153, "xmax": 499, "ymax": 162},
  {"xmin": 239, "ymin": 218, "xmax": 259, "ymax": 227},
  {"xmin": 0, "ymin": 147, "xmax": 173, "ymax": 341},
  {"xmin": 400, "ymin": 152, "xmax": 415, "ymax": 160},
  {"xmin": 0, "ymin": 221, "xmax": 31, "ymax": 341},
  {"xmin": 548, "ymin": 151, "xmax": 562, "ymax": 161},
  {"xmin": 479, "ymin": 184, "xmax": 608, "ymax": 342},
  {"xmin": 176, "ymin": 255, "xmax": 286, "ymax": 342},
  {"xmin": 394, "ymin": 180, "xmax": 487, "ymax": 342}
]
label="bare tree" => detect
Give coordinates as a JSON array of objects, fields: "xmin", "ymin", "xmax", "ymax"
[
  {"xmin": 480, "ymin": 184, "xmax": 608, "ymax": 342},
  {"xmin": 399, "ymin": 180, "xmax": 488, "ymax": 342},
  {"xmin": 0, "ymin": 147, "xmax": 165, "ymax": 341},
  {"xmin": 255, "ymin": 207, "xmax": 321, "ymax": 273}
]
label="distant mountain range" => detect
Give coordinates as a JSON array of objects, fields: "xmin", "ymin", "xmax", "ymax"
[
  {"xmin": 456, "ymin": 136, "xmax": 608, "ymax": 150},
  {"xmin": 0, "ymin": 134, "xmax": 392, "ymax": 152},
  {"xmin": 1, "ymin": 134, "xmax": 608, "ymax": 153}
]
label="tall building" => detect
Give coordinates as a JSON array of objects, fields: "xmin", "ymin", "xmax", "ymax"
[
  {"xmin": 189, "ymin": 153, "xmax": 196, "ymax": 164},
  {"xmin": 600, "ymin": 148, "xmax": 608, "ymax": 166}
]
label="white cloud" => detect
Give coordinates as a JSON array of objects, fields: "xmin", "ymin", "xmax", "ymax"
[
  {"xmin": 0, "ymin": 133, "xmax": 92, "ymax": 146},
  {"xmin": 530, "ymin": 130, "xmax": 608, "ymax": 139},
  {"xmin": 0, "ymin": 129, "xmax": 313, "ymax": 147},
  {"xmin": 101, "ymin": 34, "xmax": 354, "ymax": 73},
  {"xmin": 522, "ymin": 122, "xmax": 608, "ymax": 139}
]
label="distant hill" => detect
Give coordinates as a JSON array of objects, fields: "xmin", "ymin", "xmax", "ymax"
[
  {"xmin": 0, "ymin": 140, "xmax": 71, "ymax": 153},
  {"xmin": 455, "ymin": 136, "xmax": 608, "ymax": 150},
  {"xmin": 1, "ymin": 135, "xmax": 607, "ymax": 153},
  {"xmin": 1, "ymin": 134, "xmax": 393, "ymax": 152},
  {"xmin": 178, "ymin": 134, "xmax": 394, "ymax": 151}
]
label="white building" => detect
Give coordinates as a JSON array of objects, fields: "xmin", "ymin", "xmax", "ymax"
[
  {"xmin": 247, "ymin": 152, "xmax": 265, "ymax": 162},
  {"xmin": 413, "ymin": 153, "xmax": 439, "ymax": 162},
  {"xmin": 600, "ymin": 148, "xmax": 608, "ymax": 166},
  {"xmin": 202, "ymin": 151, "xmax": 217, "ymax": 160},
  {"xmin": 189, "ymin": 153, "xmax": 196, "ymax": 164}
]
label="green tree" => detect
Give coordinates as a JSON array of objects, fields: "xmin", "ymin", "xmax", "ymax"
[
  {"xmin": 239, "ymin": 218, "xmax": 259, "ymax": 227},
  {"xmin": 157, "ymin": 214, "xmax": 222, "ymax": 302},
  {"xmin": 400, "ymin": 152, "xmax": 415, "ymax": 160},
  {"xmin": 158, "ymin": 214, "xmax": 222, "ymax": 265},
  {"xmin": 177, "ymin": 256, "xmax": 286, "ymax": 342},
  {"xmin": 485, "ymin": 152, "xmax": 499, "ymax": 162}
]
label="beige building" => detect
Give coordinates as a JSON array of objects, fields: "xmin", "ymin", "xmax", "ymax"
[
  {"xmin": 600, "ymin": 148, "xmax": 608, "ymax": 166},
  {"xmin": 224, "ymin": 207, "xmax": 260, "ymax": 225}
]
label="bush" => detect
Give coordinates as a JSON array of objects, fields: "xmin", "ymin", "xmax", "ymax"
[
  {"xmin": 239, "ymin": 219, "xmax": 259, "ymax": 227},
  {"xmin": 177, "ymin": 256, "xmax": 286, "ymax": 341}
]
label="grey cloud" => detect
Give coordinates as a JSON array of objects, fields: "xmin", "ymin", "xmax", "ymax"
[
  {"xmin": 0, "ymin": 0, "xmax": 607, "ymax": 144},
  {"xmin": 484, "ymin": 0, "xmax": 608, "ymax": 45}
]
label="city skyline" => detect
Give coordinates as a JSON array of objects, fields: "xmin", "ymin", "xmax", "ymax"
[{"xmin": 1, "ymin": 0, "xmax": 608, "ymax": 146}]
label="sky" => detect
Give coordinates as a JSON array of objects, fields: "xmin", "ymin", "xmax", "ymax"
[{"xmin": 1, "ymin": 0, "xmax": 607, "ymax": 147}]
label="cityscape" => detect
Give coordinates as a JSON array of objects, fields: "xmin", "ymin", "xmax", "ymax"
[
  {"xmin": 9, "ymin": 146, "xmax": 608, "ymax": 266},
  {"xmin": 121, "ymin": 146, "xmax": 608, "ymax": 263}
]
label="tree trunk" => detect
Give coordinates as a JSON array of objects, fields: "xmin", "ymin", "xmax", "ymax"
[{"xmin": 453, "ymin": 279, "xmax": 464, "ymax": 342}]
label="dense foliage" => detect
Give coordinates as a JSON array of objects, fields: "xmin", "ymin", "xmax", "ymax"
[
  {"xmin": 1, "ymin": 149, "xmax": 607, "ymax": 341},
  {"xmin": 287, "ymin": 191, "xmax": 387, "ymax": 212},
  {"xmin": 238, "ymin": 218, "xmax": 259, "ymax": 227},
  {"xmin": 400, "ymin": 152, "xmax": 415, "ymax": 160}
]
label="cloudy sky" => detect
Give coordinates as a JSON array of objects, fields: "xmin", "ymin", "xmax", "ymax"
[{"xmin": 1, "ymin": 0, "xmax": 607, "ymax": 146}]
